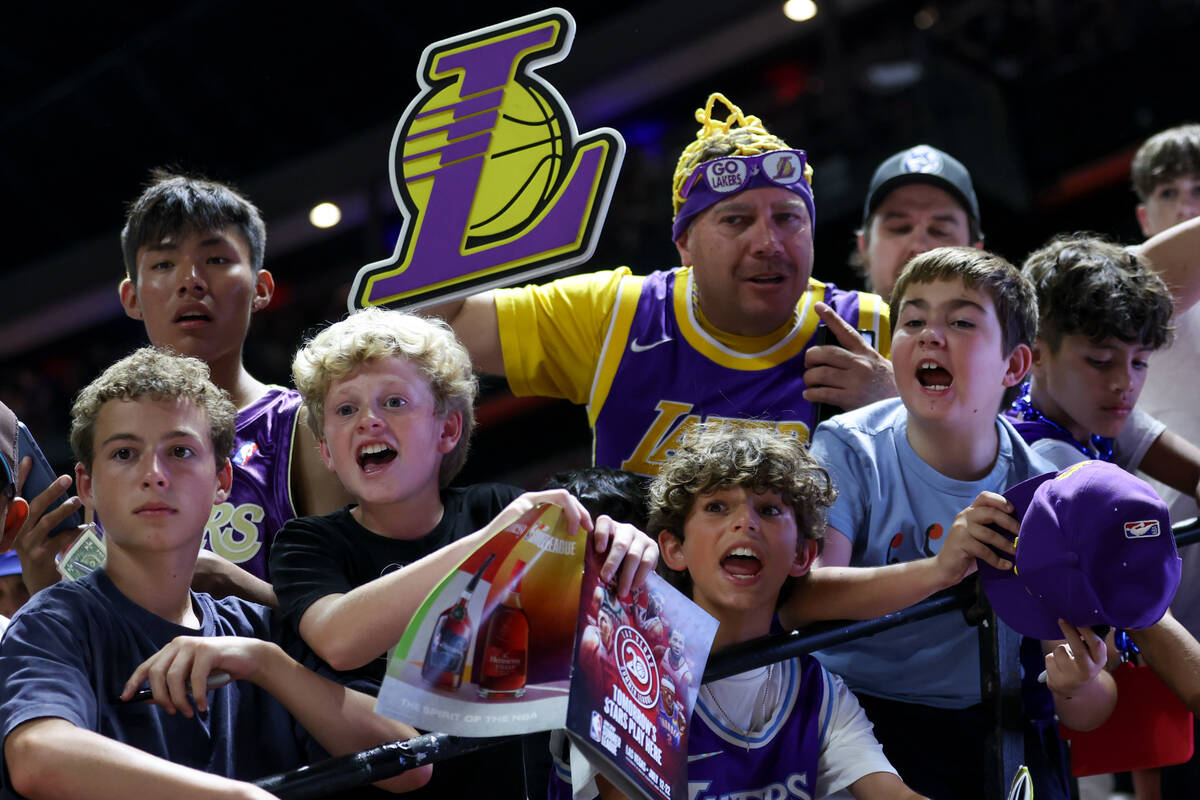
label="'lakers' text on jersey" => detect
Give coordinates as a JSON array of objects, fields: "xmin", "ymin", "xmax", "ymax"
[
  {"xmin": 589, "ymin": 269, "xmax": 889, "ymax": 475},
  {"xmin": 203, "ymin": 387, "xmax": 301, "ymax": 580}
]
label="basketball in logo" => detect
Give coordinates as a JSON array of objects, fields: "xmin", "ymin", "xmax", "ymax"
[
  {"xmin": 468, "ymin": 82, "xmax": 564, "ymax": 244},
  {"xmin": 614, "ymin": 625, "xmax": 660, "ymax": 709},
  {"xmin": 400, "ymin": 79, "xmax": 564, "ymax": 248}
]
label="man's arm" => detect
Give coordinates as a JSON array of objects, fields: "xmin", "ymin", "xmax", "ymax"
[
  {"xmin": 1136, "ymin": 428, "xmax": 1200, "ymax": 506},
  {"xmin": 781, "ymin": 493, "xmax": 1017, "ymax": 628},
  {"xmin": 1132, "ymin": 214, "xmax": 1200, "ymax": 312},
  {"xmin": 190, "ymin": 550, "xmax": 278, "ymax": 608},
  {"xmin": 5, "ymin": 718, "xmax": 276, "ymax": 800},
  {"xmin": 298, "ymin": 492, "xmax": 656, "ymax": 672},
  {"xmin": 424, "ymin": 292, "xmax": 506, "ymax": 375},
  {"xmin": 122, "ymin": 636, "xmax": 431, "ymax": 794},
  {"xmin": 1128, "ymin": 610, "xmax": 1200, "ymax": 715},
  {"xmin": 290, "ymin": 410, "xmax": 355, "ymax": 518}
]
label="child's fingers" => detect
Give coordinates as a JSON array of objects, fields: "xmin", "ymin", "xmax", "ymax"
[
  {"xmin": 957, "ymin": 526, "xmax": 1013, "ymax": 570},
  {"xmin": 122, "ymin": 653, "xmax": 158, "ymax": 701},
  {"xmin": 972, "ymin": 491, "xmax": 1013, "ymax": 512},
  {"xmin": 964, "ymin": 503, "xmax": 1020, "ymax": 537},
  {"xmin": 1054, "ymin": 619, "xmax": 1087, "ymax": 656},
  {"xmin": 163, "ymin": 646, "xmax": 197, "ymax": 717},
  {"xmin": 145, "ymin": 648, "xmax": 181, "ymax": 715},
  {"xmin": 1059, "ymin": 619, "xmax": 1105, "ymax": 665},
  {"xmin": 966, "ymin": 521, "xmax": 1018, "ymax": 556},
  {"xmin": 621, "ymin": 539, "xmax": 660, "ymax": 598},
  {"xmin": 26, "ymin": 474, "xmax": 73, "ymax": 520},
  {"xmin": 189, "ymin": 647, "xmax": 218, "ymax": 714},
  {"xmin": 596, "ymin": 518, "xmax": 626, "ymax": 584}
]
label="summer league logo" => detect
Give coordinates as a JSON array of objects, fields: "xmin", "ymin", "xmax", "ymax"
[{"xmin": 350, "ymin": 8, "xmax": 625, "ymax": 311}]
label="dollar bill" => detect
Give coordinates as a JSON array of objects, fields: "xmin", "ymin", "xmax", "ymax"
[{"xmin": 57, "ymin": 525, "xmax": 106, "ymax": 581}]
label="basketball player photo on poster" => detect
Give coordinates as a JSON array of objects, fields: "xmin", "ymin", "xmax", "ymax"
[
  {"xmin": 564, "ymin": 546, "xmax": 718, "ymax": 800},
  {"xmin": 376, "ymin": 504, "xmax": 587, "ymax": 735}
]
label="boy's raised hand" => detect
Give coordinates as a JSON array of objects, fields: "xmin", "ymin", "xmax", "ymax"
[
  {"xmin": 10, "ymin": 456, "xmax": 84, "ymax": 594},
  {"xmin": 593, "ymin": 514, "xmax": 659, "ymax": 599},
  {"xmin": 496, "ymin": 489, "xmax": 593, "ymax": 538},
  {"xmin": 934, "ymin": 491, "xmax": 1018, "ymax": 586},
  {"xmin": 497, "ymin": 490, "xmax": 659, "ymax": 598},
  {"xmin": 1044, "ymin": 620, "xmax": 1107, "ymax": 699},
  {"xmin": 121, "ymin": 635, "xmax": 275, "ymax": 717}
]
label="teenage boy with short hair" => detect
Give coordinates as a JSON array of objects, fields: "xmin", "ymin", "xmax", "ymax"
[
  {"xmin": 270, "ymin": 307, "xmax": 658, "ymax": 799},
  {"xmin": 805, "ymin": 247, "xmax": 1116, "ymax": 799},
  {"xmin": 553, "ymin": 426, "xmax": 927, "ymax": 800},
  {"xmin": 1007, "ymin": 234, "xmax": 1178, "ymax": 471},
  {"xmin": 118, "ymin": 170, "xmax": 351, "ymax": 604},
  {"xmin": 0, "ymin": 348, "xmax": 429, "ymax": 800}
]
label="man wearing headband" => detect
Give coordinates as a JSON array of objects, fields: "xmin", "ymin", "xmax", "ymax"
[{"xmin": 439, "ymin": 94, "xmax": 894, "ymax": 476}]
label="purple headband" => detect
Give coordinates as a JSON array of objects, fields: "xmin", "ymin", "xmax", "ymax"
[
  {"xmin": 671, "ymin": 150, "xmax": 815, "ymax": 242},
  {"xmin": 979, "ymin": 460, "xmax": 1180, "ymax": 640}
]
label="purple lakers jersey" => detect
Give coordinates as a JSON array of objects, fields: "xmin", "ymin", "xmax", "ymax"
[
  {"xmin": 589, "ymin": 269, "xmax": 889, "ymax": 475},
  {"xmin": 548, "ymin": 656, "xmax": 829, "ymax": 800},
  {"xmin": 204, "ymin": 387, "xmax": 301, "ymax": 580},
  {"xmin": 686, "ymin": 657, "xmax": 826, "ymax": 800}
]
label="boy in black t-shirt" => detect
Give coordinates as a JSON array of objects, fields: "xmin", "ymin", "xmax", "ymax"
[{"xmin": 270, "ymin": 308, "xmax": 658, "ymax": 799}]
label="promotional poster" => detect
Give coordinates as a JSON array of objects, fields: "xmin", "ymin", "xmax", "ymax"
[
  {"xmin": 564, "ymin": 545, "xmax": 718, "ymax": 800},
  {"xmin": 376, "ymin": 503, "xmax": 585, "ymax": 735}
]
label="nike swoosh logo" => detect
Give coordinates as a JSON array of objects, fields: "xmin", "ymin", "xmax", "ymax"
[
  {"xmin": 687, "ymin": 751, "xmax": 723, "ymax": 763},
  {"xmin": 630, "ymin": 336, "xmax": 672, "ymax": 353}
]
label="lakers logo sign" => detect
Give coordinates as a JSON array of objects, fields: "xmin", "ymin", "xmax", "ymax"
[{"xmin": 350, "ymin": 8, "xmax": 624, "ymax": 310}]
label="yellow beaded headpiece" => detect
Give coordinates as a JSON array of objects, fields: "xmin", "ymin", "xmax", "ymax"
[{"xmin": 670, "ymin": 93, "xmax": 813, "ymax": 218}]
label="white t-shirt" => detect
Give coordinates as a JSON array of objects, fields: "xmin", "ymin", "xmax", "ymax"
[{"xmin": 1139, "ymin": 304, "xmax": 1200, "ymax": 634}]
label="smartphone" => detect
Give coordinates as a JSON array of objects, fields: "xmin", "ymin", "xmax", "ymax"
[{"xmin": 810, "ymin": 324, "xmax": 878, "ymax": 427}]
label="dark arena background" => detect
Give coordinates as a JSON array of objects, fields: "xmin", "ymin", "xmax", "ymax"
[{"xmin": 4, "ymin": 0, "xmax": 1199, "ymax": 484}]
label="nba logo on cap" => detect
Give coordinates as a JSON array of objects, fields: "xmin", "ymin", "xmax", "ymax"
[{"xmin": 1125, "ymin": 520, "xmax": 1161, "ymax": 539}]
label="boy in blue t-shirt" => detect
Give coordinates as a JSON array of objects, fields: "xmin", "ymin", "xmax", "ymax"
[
  {"xmin": 802, "ymin": 247, "xmax": 1116, "ymax": 799},
  {"xmin": 0, "ymin": 348, "xmax": 429, "ymax": 800}
]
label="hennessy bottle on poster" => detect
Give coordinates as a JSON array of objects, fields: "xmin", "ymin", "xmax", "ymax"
[
  {"xmin": 421, "ymin": 553, "xmax": 495, "ymax": 691},
  {"xmin": 478, "ymin": 559, "xmax": 531, "ymax": 698}
]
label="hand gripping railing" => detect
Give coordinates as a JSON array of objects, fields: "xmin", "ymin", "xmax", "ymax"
[{"xmin": 255, "ymin": 518, "xmax": 1200, "ymax": 799}]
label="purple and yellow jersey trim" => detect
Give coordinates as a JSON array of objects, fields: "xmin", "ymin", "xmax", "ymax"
[{"xmin": 587, "ymin": 267, "xmax": 889, "ymax": 476}]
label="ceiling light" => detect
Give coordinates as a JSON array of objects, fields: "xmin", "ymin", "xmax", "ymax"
[
  {"xmin": 783, "ymin": 0, "xmax": 817, "ymax": 23},
  {"xmin": 309, "ymin": 202, "xmax": 342, "ymax": 229}
]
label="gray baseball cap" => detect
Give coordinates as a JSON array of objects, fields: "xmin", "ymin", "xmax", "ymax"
[{"xmin": 863, "ymin": 144, "xmax": 979, "ymax": 224}]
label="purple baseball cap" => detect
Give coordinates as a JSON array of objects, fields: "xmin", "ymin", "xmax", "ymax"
[{"xmin": 979, "ymin": 460, "xmax": 1180, "ymax": 640}]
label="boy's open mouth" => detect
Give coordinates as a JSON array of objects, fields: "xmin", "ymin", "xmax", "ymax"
[
  {"xmin": 357, "ymin": 442, "xmax": 397, "ymax": 473},
  {"xmin": 721, "ymin": 546, "xmax": 762, "ymax": 579},
  {"xmin": 916, "ymin": 360, "xmax": 953, "ymax": 391}
]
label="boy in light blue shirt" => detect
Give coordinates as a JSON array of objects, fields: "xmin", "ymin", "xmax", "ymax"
[{"xmin": 802, "ymin": 247, "xmax": 1116, "ymax": 799}]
